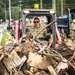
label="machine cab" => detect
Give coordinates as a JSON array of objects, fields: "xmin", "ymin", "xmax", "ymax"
[{"xmin": 22, "ymin": 9, "xmax": 56, "ymax": 47}]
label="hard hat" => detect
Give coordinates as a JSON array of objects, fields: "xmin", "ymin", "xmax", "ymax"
[{"xmin": 73, "ymin": 19, "xmax": 75, "ymax": 23}]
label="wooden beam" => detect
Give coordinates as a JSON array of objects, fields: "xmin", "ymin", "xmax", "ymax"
[{"xmin": 48, "ymin": 66, "xmax": 57, "ymax": 75}]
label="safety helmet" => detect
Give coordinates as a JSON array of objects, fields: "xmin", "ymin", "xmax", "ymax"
[{"xmin": 73, "ymin": 19, "xmax": 75, "ymax": 23}]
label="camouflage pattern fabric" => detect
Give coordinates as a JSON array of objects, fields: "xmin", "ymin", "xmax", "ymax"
[
  {"xmin": 70, "ymin": 23, "xmax": 75, "ymax": 41},
  {"xmin": 29, "ymin": 25, "xmax": 47, "ymax": 39}
]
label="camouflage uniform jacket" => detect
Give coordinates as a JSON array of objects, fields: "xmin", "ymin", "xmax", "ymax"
[
  {"xmin": 30, "ymin": 25, "xmax": 47, "ymax": 39},
  {"xmin": 70, "ymin": 23, "xmax": 75, "ymax": 30},
  {"xmin": 70, "ymin": 23, "xmax": 75, "ymax": 41}
]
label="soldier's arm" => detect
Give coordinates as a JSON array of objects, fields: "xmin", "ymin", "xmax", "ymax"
[{"xmin": 26, "ymin": 22, "xmax": 34, "ymax": 27}]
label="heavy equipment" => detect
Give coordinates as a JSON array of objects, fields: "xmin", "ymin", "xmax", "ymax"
[{"xmin": 21, "ymin": 9, "xmax": 56, "ymax": 47}]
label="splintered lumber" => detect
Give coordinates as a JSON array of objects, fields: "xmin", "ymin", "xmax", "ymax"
[
  {"xmin": 0, "ymin": 61, "xmax": 9, "ymax": 75},
  {"xmin": 14, "ymin": 46, "xmax": 21, "ymax": 52},
  {"xmin": 67, "ymin": 60, "xmax": 75, "ymax": 70},
  {"xmin": 0, "ymin": 55, "xmax": 4, "ymax": 61},
  {"xmin": 27, "ymin": 52, "xmax": 51, "ymax": 69},
  {"xmin": 51, "ymin": 45, "xmax": 75, "ymax": 71},
  {"xmin": 69, "ymin": 52, "xmax": 75, "ymax": 62},
  {"xmin": 34, "ymin": 70, "xmax": 49, "ymax": 75},
  {"xmin": 3, "ymin": 50, "xmax": 27, "ymax": 72},
  {"xmin": 64, "ymin": 39, "xmax": 75, "ymax": 50},
  {"xmin": 23, "ymin": 70, "xmax": 33, "ymax": 75},
  {"xmin": 48, "ymin": 66, "xmax": 57, "ymax": 75},
  {"xmin": 47, "ymin": 34, "xmax": 53, "ymax": 49}
]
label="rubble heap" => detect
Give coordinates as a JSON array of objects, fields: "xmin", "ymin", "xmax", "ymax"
[{"xmin": 0, "ymin": 34, "xmax": 75, "ymax": 75}]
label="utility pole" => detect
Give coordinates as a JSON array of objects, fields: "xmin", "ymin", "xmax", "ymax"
[
  {"xmin": 61, "ymin": 0, "xmax": 63, "ymax": 16},
  {"xmin": 4, "ymin": 4, "xmax": 7, "ymax": 21},
  {"xmin": 52, "ymin": 0, "xmax": 57, "ymax": 48},
  {"xmin": 18, "ymin": 0, "xmax": 23, "ymax": 11},
  {"xmin": 12, "ymin": 7, "xmax": 14, "ymax": 20},
  {"xmin": 40, "ymin": 0, "xmax": 42, "ymax": 9},
  {"xmin": 18, "ymin": 0, "xmax": 23, "ymax": 19},
  {"xmin": 9, "ymin": 0, "xmax": 11, "ymax": 25},
  {"xmin": 52, "ymin": 0, "xmax": 56, "ymax": 11}
]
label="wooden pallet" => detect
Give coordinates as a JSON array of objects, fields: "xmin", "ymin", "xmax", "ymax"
[{"xmin": 3, "ymin": 50, "xmax": 27, "ymax": 72}]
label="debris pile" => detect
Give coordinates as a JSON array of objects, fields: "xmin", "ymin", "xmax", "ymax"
[{"xmin": 0, "ymin": 34, "xmax": 75, "ymax": 75}]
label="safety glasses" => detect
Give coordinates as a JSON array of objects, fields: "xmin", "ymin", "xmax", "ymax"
[{"xmin": 34, "ymin": 21, "xmax": 39, "ymax": 23}]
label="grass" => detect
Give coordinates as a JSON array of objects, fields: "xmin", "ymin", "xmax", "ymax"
[{"xmin": 0, "ymin": 30, "xmax": 10, "ymax": 45}]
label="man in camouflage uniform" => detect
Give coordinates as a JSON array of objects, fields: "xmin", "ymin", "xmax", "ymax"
[
  {"xmin": 70, "ymin": 19, "xmax": 75, "ymax": 41},
  {"xmin": 27, "ymin": 17, "xmax": 47, "ymax": 40}
]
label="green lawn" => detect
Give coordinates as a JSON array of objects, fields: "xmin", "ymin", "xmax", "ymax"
[{"xmin": 0, "ymin": 30, "xmax": 10, "ymax": 45}]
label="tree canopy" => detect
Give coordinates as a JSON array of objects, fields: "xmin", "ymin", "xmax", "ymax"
[{"xmin": 0, "ymin": 0, "xmax": 75, "ymax": 21}]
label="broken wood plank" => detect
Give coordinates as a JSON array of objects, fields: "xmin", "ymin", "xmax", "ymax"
[
  {"xmin": 27, "ymin": 52, "xmax": 51, "ymax": 69},
  {"xmin": 47, "ymin": 66, "xmax": 57, "ymax": 75},
  {"xmin": 3, "ymin": 50, "xmax": 27, "ymax": 72},
  {"xmin": 69, "ymin": 52, "xmax": 75, "ymax": 62},
  {"xmin": 0, "ymin": 55, "xmax": 4, "ymax": 61}
]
